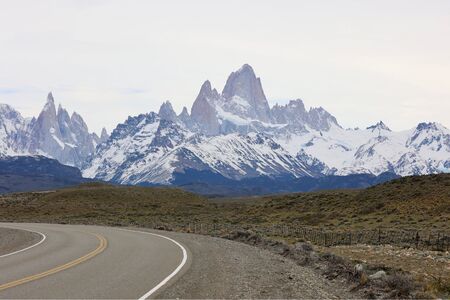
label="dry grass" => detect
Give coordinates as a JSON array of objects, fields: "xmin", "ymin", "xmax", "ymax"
[
  {"xmin": 1, "ymin": 174, "xmax": 449, "ymax": 298},
  {"xmin": 1, "ymin": 174, "xmax": 449, "ymax": 231},
  {"xmin": 0, "ymin": 183, "xmax": 209, "ymax": 226},
  {"xmin": 207, "ymin": 174, "xmax": 450, "ymax": 233},
  {"xmin": 323, "ymin": 244, "xmax": 450, "ymax": 298}
]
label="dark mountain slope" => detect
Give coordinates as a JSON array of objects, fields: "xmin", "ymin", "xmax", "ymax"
[
  {"xmin": 0, "ymin": 156, "xmax": 89, "ymax": 194},
  {"xmin": 169, "ymin": 169, "xmax": 399, "ymax": 197}
]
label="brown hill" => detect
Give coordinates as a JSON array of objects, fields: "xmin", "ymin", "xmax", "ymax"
[{"xmin": 0, "ymin": 174, "xmax": 448, "ymax": 231}]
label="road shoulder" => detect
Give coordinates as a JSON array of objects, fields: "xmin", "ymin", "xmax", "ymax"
[
  {"xmin": 131, "ymin": 228, "xmax": 355, "ymax": 299},
  {"xmin": 0, "ymin": 227, "xmax": 42, "ymax": 257}
]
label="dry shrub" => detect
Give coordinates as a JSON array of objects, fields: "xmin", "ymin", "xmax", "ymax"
[
  {"xmin": 223, "ymin": 230, "xmax": 427, "ymax": 299},
  {"xmin": 225, "ymin": 230, "xmax": 263, "ymax": 245},
  {"xmin": 321, "ymin": 253, "xmax": 361, "ymax": 281},
  {"xmin": 426, "ymin": 276, "xmax": 450, "ymax": 298},
  {"xmin": 289, "ymin": 242, "xmax": 318, "ymax": 266},
  {"xmin": 225, "ymin": 230, "xmax": 317, "ymax": 265},
  {"xmin": 383, "ymin": 273, "xmax": 417, "ymax": 298}
]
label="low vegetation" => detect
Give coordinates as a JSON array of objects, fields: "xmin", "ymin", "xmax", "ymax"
[
  {"xmin": 214, "ymin": 173, "xmax": 450, "ymax": 231},
  {"xmin": 0, "ymin": 182, "xmax": 208, "ymax": 226},
  {"xmin": 0, "ymin": 174, "xmax": 449, "ymax": 298},
  {"xmin": 1, "ymin": 175, "xmax": 449, "ymax": 231}
]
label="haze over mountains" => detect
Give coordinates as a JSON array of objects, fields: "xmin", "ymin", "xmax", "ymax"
[{"xmin": 1, "ymin": 64, "xmax": 449, "ymax": 190}]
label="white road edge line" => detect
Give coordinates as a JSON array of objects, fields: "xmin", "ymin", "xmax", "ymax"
[
  {"xmin": 0, "ymin": 227, "xmax": 46, "ymax": 258},
  {"xmin": 118, "ymin": 228, "xmax": 188, "ymax": 300}
]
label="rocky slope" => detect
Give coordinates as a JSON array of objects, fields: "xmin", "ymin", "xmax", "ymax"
[{"xmin": 83, "ymin": 112, "xmax": 319, "ymax": 185}]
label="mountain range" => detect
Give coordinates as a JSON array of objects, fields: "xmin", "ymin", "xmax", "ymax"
[
  {"xmin": 0, "ymin": 93, "xmax": 108, "ymax": 168},
  {"xmin": 1, "ymin": 64, "xmax": 449, "ymax": 193}
]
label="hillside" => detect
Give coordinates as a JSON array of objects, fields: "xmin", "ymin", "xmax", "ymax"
[
  {"xmin": 0, "ymin": 183, "xmax": 208, "ymax": 225},
  {"xmin": 0, "ymin": 174, "xmax": 448, "ymax": 232},
  {"xmin": 227, "ymin": 173, "xmax": 450, "ymax": 231},
  {"xmin": 0, "ymin": 156, "xmax": 90, "ymax": 194},
  {"xmin": 0, "ymin": 172, "xmax": 448, "ymax": 299}
]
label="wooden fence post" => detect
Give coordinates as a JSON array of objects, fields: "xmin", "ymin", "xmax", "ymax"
[
  {"xmin": 428, "ymin": 233, "xmax": 431, "ymax": 250},
  {"xmin": 437, "ymin": 233, "xmax": 441, "ymax": 251}
]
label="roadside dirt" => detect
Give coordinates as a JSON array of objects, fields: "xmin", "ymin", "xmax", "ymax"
[
  {"xmin": 141, "ymin": 229, "xmax": 359, "ymax": 299},
  {"xmin": 323, "ymin": 244, "xmax": 450, "ymax": 296},
  {"xmin": 0, "ymin": 227, "xmax": 41, "ymax": 256}
]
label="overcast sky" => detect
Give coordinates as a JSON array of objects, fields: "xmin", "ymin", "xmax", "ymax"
[{"xmin": 0, "ymin": 0, "xmax": 449, "ymax": 133}]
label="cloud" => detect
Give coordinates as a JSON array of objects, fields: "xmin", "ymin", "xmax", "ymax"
[
  {"xmin": 0, "ymin": 88, "xmax": 21, "ymax": 94},
  {"xmin": 0, "ymin": 0, "xmax": 449, "ymax": 132}
]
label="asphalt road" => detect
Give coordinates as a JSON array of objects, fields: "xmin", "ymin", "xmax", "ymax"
[{"xmin": 0, "ymin": 223, "xmax": 189, "ymax": 299}]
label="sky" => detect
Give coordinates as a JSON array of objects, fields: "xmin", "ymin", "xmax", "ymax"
[{"xmin": 0, "ymin": 0, "xmax": 449, "ymax": 134}]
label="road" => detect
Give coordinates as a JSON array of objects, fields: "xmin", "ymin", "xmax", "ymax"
[{"xmin": 0, "ymin": 223, "xmax": 188, "ymax": 299}]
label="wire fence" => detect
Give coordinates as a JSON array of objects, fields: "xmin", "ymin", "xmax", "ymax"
[{"xmin": 141, "ymin": 222, "xmax": 450, "ymax": 251}]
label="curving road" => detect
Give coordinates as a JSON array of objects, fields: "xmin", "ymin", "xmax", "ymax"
[{"xmin": 0, "ymin": 223, "xmax": 189, "ymax": 299}]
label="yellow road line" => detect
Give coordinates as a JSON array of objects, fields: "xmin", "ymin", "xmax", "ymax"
[{"xmin": 0, "ymin": 233, "xmax": 107, "ymax": 292}]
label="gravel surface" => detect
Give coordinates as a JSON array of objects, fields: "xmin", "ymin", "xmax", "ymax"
[
  {"xmin": 134, "ymin": 229, "xmax": 356, "ymax": 299},
  {"xmin": 0, "ymin": 227, "xmax": 42, "ymax": 256}
]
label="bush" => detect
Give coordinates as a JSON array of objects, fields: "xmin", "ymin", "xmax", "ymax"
[
  {"xmin": 289, "ymin": 242, "xmax": 317, "ymax": 266},
  {"xmin": 321, "ymin": 253, "xmax": 360, "ymax": 281},
  {"xmin": 383, "ymin": 273, "xmax": 417, "ymax": 298},
  {"xmin": 296, "ymin": 242, "xmax": 314, "ymax": 252}
]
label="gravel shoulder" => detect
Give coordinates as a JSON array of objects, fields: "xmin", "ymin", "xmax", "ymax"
[
  {"xmin": 131, "ymin": 229, "xmax": 356, "ymax": 299},
  {"xmin": 0, "ymin": 227, "xmax": 42, "ymax": 256}
]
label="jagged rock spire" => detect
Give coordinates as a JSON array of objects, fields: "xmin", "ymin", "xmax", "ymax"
[
  {"xmin": 367, "ymin": 121, "xmax": 391, "ymax": 132},
  {"xmin": 222, "ymin": 64, "xmax": 271, "ymax": 122},
  {"xmin": 179, "ymin": 106, "xmax": 189, "ymax": 118},
  {"xmin": 158, "ymin": 100, "xmax": 178, "ymax": 122},
  {"xmin": 191, "ymin": 80, "xmax": 220, "ymax": 135},
  {"xmin": 101, "ymin": 127, "xmax": 109, "ymax": 139},
  {"xmin": 25, "ymin": 93, "xmax": 99, "ymax": 167},
  {"xmin": 42, "ymin": 92, "xmax": 56, "ymax": 114},
  {"xmin": 47, "ymin": 92, "xmax": 54, "ymax": 103}
]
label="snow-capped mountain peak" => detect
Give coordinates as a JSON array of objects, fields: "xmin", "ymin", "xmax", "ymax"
[
  {"xmin": 178, "ymin": 106, "xmax": 189, "ymax": 119},
  {"xmin": 44, "ymin": 92, "xmax": 55, "ymax": 107},
  {"xmin": 367, "ymin": 121, "xmax": 391, "ymax": 133},
  {"xmin": 191, "ymin": 80, "xmax": 221, "ymax": 135},
  {"xmin": 83, "ymin": 64, "xmax": 449, "ymax": 185},
  {"xmin": 271, "ymin": 99, "xmax": 340, "ymax": 132},
  {"xmin": 407, "ymin": 122, "xmax": 449, "ymax": 151},
  {"xmin": 0, "ymin": 103, "xmax": 22, "ymax": 117},
  {"xmin": 100, "ymin": 128, "xmax": 109, "ymax": 141},
  {"xmin": 0, "ymin": 93, "xmax": 105, "ymax": 167},
  {"xmin": 221, "ymin": 64, "xmax": 271, "ymax": 123},
  {"xmin": 0, "ymin": 104, "xmax": 27, "ymax": 156},
  {"xmin": 188, "ymin": 65, "xmax": 340, "ymax": 136},
  {"xmin": 158, "ymin": 100, "xmax": 178, "ymax": 122},
  {"xmin": 2, "ymin": 65, "xmax": 448, "ymax": 186}
]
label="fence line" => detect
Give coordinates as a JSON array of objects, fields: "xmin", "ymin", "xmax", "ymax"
[{"xmin": 138, "ymin": 222, "xmax": 449, "ymax": 251}]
